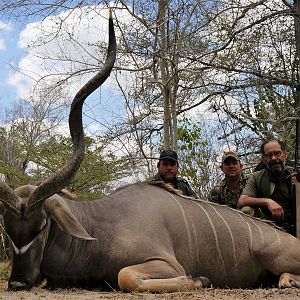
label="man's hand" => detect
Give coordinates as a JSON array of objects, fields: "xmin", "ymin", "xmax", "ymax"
[
  {"xmin": 266, "ymin": 198, "xmax": 284, "ymax": 220},
  {"xmin": 291, "ymin": 172, "xmax": 300, "ymax": 185}
]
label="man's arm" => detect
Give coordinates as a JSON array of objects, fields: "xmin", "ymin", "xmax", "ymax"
[
  {"xmin": 185, "ymin": 183, "xmax": 199, "ymax": 199},
  {"xmin": 238, "ymin": 186, "xmax": 285, "ymax": 220},
  {"xmin": 178, "ymin": 178, "xmax": 198, "ymax": 198},
  {"xmin": 238, "ymin": 195, "xmax": 276, "ymax": 209},
  {"xmin": 208, "ymin": 187, "xmax": 220, "ymax": 203}
]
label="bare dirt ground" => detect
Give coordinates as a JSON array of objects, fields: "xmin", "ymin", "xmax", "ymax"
[{"xmin": 1, "ymin": 261, "xmax": 300, "ymax": 300}]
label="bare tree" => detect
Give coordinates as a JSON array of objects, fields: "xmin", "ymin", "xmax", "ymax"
[
  {"xmin": 191, "ymin": 1, "xmax": 297, "ymax": 157},
  {"xmin": 1, "ymin": 0, "xmax": 300, "ymax": 186}
]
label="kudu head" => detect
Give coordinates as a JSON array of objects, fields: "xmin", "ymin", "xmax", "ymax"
[{"xmin": 1, "ymin": 12, "xmax": 116, "ymax": 290}]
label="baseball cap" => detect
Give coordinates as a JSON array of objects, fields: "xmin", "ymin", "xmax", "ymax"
[
  {"xmin": 222, "ymin": 151, "xmax": 240, "ymax": 163},
  {"xmin": 159, "ymin": 150, "xmax": 178, "ymax": 162}
]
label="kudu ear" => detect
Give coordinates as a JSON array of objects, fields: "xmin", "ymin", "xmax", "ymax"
[{"xmin": 45, "ymin": 196, "xmax": 96, "ymax": 241}]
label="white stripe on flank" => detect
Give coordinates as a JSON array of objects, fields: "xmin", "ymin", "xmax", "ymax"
[
  {"xmin": 209, "ymin": 204, "xmax": 238, "ymax": 266},
  {"xmin": 167, "ymin": 193, "xmax": 193, "ymax": 269},
  {"xmin": 237, "ymin": 213, "xmax": 256, "ymax": 272},
  {"xmin": 239, "ymin": 211, "xmax": 281, "ymax": 245},
  {"xmin": 246, "ymin": 217, "xmax": 264, "ymax": 245},
  {"xmin": 238, "ymin": 213, "xmax": 253, "ymax": 248},
  {"xmin": 237, "ymin": 209, "xmax": 283, "ymax": 245},
  {"xmin": 193, "ymin": 202, "xmax": 226, "ymax": 272},
  {"xmin": 270, "ymin": 225, "xmax": 281, "ymax": 243}
]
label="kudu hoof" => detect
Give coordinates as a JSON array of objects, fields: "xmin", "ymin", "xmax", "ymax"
[
  {"xmin": 8, "ymin": 281, "xmax": 27, "ymax": 291},
  {"xmin": 279, "ymin": 273, "xmax": 300, "ymax": 288},
  {"xmin": 200, "ymin": 276, "xmax": 212, "ymax": 288},
  {"xmin": 193, "ymin": 276, "xmax": 212, "ymax": 288}
]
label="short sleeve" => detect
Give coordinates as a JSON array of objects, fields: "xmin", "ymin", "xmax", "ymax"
[{"xmin": 241, "ymin": 174, "xmax": 257, "ymax": 197}]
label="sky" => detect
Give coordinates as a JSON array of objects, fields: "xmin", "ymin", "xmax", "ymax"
[
  {"xmin": 0, "ymin": 5, "xmax": 142, "ymax": 184},
  {"xmin": 0, "ymin": 2, "xmax": 244, "ymax": 187},
  {"xmin": 0, "ymin": 20, "xmax": 23, "ymax": 108},
  {"xmin": 0, "ymin": 4, "xmax": 168, "ymax": 174},
  {"xmin": 0, "ymin": 3, "xmax": 219, "ymax": 143},
  {"xmin": 0, "ymin": 3, "xmax": 164, "ymax": 186},
  {"xmin": 0, "ymin": 5, "xmax": 130, "ymax": 137}
]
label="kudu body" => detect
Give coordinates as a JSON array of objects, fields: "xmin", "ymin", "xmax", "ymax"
[{"xmin": 1, "ymin": 14, "xmax": 300, "ymax": 293}]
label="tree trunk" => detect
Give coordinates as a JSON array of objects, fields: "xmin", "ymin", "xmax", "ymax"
[
  {"xmin": 293, "ymin": 0, "xmax": 300, "ymax": 237},
  {"xmin": 157, "ymin": 0, "xmax": 177, "ymax": 150}
]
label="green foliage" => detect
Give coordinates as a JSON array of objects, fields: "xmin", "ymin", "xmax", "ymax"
[
  {"xmin": 156, "ymin": 116, "xmax": 219, "ymax": 198},
  {"xmin": 177, "ymin": 116, "xmax": 217, "ymax": 199},
  {"xmin": 29, "ymin": 135, "xmax": 131, "ymax": 200},
  {"xmin": 0, "ymin": 124, "xmax": 130, "ymax": 200},
  {"xmin": 0, "ymin": 118, "xmax": 132, "ymax": 259},
  {"xmin": 0, "ymin": 262, "xmax": 9, "ymax": 280},
  {"xmin": 0, "ymin": 126, "xmax": 31, "ymax": 188},
  {"xmin": 240, "ymin": 87, "xmax": 295, "ymax": 156}
]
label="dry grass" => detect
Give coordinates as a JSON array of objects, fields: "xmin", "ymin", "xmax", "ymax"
[{"xmin": 0, "ymin": 261, "xmax": 300, "ymax": 300}]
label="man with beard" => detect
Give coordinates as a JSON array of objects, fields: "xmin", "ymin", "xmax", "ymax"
[
  {"xmin": 238, "ymin": 139, "xmax": 296, "ymax": 235},
  {"xmin": 209, "ymin": 151, "xmax": 248, "ymax": 209},
  {"xmin": 148, "ymin": 150, "xmax": 198, "ymax": 198}
]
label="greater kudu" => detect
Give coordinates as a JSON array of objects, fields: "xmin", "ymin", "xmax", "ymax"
[{"xmin": 1, "ymin": 14, "xmax": 300, "ymax": 293}]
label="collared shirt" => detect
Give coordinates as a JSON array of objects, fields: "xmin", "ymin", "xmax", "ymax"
[
  {"xmin": 147, "ymin": 173, "xmax": 198, "ymax": 198},
  {"xmin": 209, "ymin": 173, "xmax": 248, "ymax": 209},
  {"xmin": 241, "ymin": 167, "xmax": 295, "ymax": 234}
]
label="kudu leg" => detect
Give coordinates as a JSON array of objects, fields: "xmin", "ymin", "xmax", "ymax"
[
  {"xmin": 279, "ymin": 273, "xmax": 300, "ymax": 288},
  {"xmin": 118, "ymin": 259, "xmax": 210, "ymax": 292}
]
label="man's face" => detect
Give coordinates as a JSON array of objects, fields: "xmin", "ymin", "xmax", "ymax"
[
  {"xmin": 221, "ymin": 158, "xmax": 242, "ymax": 180},
  {"xmin": 262, "ymin": 141, "xmax": 287, "ymax": 175},
  {"xmin": 158, "ymin": 159, "xmax": 178, "ymax": 182}
]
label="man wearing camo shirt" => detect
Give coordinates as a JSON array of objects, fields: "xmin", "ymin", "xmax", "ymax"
[
  {"xmin": 148, "ymin": 150, "xmax": 198, "ymax": 198},
  {"xmin": 209, "ymin": 151, "xmax": 248, "ymax": 209}
]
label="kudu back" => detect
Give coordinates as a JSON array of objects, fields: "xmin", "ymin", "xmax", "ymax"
[{"xmin": 1, "ymin": 14, "xmax": 300, "ymax": 293}]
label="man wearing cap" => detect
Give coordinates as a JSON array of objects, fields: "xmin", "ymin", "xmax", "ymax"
[
  {"xmin": 148, "ymin": 150, "xmax": 198, "ymax": 198},
  {"xmin": 209, "ymin": 151, "xmax": 248, "ymax": 209},
  {"xmin": 238, "ymin": 138, "xmax": 296, "ymax": 235}
]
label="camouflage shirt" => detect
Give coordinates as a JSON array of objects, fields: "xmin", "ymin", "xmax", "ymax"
[
  {"xmin": 147, "ymin": 173, "xmax": 198, "ymax": 198},
  {"xmin": 209, "ymin": 174, "xmax": 248, "ymax": 209}
]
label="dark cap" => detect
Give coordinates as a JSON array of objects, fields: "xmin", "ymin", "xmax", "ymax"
[
  {"xmin": 159, "ymin": 150, "xmax": 178, "ymax": 162},
  {"xmin": 222, "ymin": 151, "xmax": 240, "ymax": 163}
]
